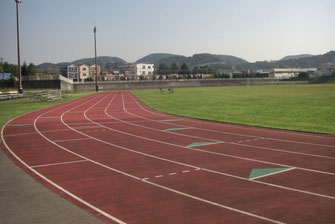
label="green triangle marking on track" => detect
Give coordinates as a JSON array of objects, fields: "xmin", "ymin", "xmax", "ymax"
[
  {"xmin": 249, "ymin": 167, "xmax": 293, "ymax": 180},
  {"xmin": 187, "ymin": 142, "xmax": 218, "ymax": 147}
]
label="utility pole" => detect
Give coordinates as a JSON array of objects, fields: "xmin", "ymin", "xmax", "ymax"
[
  {"xmin": 15, "ymin": 0, "xmax": 23, "ymax": 94},
  {"xmin": 94, "ymin": 26, "xmax": 98, "ymax": 92}
]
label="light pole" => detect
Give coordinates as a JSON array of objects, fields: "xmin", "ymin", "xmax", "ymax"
[
  {"xmin": 94, "ymin": 26, "xmax": 98, "ymax": 92},
  {"xmin": 15, "ymin": 0, "xmax": 23, "ymax": 94}
]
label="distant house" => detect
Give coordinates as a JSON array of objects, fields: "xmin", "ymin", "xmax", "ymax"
[
  {"xmin": 0, "ymin": 73, "xmax": 11, "ymax": 80},
  {"xmin": 272, "ymin": 68, "xmax": 317, "ymax": 79},
  {"xmin": 119, "ymin": 63, "xmax": 154, "ymax": 78},
  {"xmin": 135, "ymin": 63, "xmax": 154, "ymax": 76},
  {"xmin": 89, "ymin": 64, "xmax": 101, "ymax": 81},
  {"xmin": 78, "ymin": 64, "xmax": 90, "ymax": 82},
  {"xmin": 67, "ymin": 64, "xmax": 79, "ymax": 81}
]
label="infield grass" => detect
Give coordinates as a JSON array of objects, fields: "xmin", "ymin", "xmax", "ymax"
[
  {"xmin": 0, "ymin": 91, "xmax": 96, "ymax": 128},
  {"xmin": 132, "ymin": 84, "xmax": 335, "ymax": 134}
]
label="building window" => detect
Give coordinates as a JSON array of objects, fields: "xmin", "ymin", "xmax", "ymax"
[
  {"xmin": 83, "ymin": 68, "xmax": 87, "ymax": 71},
  {"xmin": 142, "ymin": 65, "xmax": 146, "ymax": 69},
  {"xmin": 148, "ymin": 66, "xmax": 151, "ymax": 69}
]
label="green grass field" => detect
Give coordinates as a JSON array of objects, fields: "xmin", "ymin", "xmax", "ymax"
[
  {"xmin": 132, "ymin": 84, "xmax": 335, "ymax": 134},
  {"xmin": 0, "ymin": 92, "xmax": 96, "ymax": 128}
]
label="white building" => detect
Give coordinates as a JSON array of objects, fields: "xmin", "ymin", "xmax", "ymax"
[
  {"xmin": 134, "ymin": 63, "xmax": 154, "ymax": 76},
  {"xmin": 78, "ymin": 64, "xmax": 90, "ymax": 82},
  {"xmin": 67, "ymin": 64, "xmax": 79, "ymax": 81},
  {"xmin": 273, "ymin": 68, "xmax": 317, "ymax": 79},
  {"xmin": 119, "ymin": 63, "xmax": 154, "ymax": 79}
]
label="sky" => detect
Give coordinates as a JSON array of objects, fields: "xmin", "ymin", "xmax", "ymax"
[{"xmin": 1, "ymin": 0, "xmax": 334, "ymax": 65}]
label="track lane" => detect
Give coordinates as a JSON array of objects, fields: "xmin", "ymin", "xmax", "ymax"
[
  {"xmin": 54, "ymin": 92, "xmax": 288, "ymax": 223},
  {"xmin": 79, "ymin": 92, "xmax": 335, "ymax": 197},
  {"xmin": 61, "ymin": 91, "xmax": 334, "ymax": 222},
  {"xmin": 2, "ymin": 91, "xmax": 335, "ymax": 224}
]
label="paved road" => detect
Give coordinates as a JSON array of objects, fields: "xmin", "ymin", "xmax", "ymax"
[{"xmin": 0, "ymin": 148, "xmax": 105, "ymax": 224}]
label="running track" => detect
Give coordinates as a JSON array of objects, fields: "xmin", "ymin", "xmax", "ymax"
[{"xmin": 1, "ymin": 91, "xmax": 335, "ymax": 224}]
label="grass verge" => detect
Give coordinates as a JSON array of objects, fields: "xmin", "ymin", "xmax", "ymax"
[
  {"xmin": 132, "ymin": 84, "xmax": 335, "ymax": 134},
  {"xmin": 0, "ymin": 92, "xmax": 96, "ymax": 128}
]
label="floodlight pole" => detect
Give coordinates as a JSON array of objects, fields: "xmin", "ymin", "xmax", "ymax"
[
  {"xmin": 94, "ymin": 26, "xmax": 98, "ymax": 92},
  {"xmin": 15, "ymin": 0, "xmax": 22, "ymax": 94}
]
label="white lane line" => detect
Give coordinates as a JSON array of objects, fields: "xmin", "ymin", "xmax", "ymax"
[
  {"xmin": 105, "ymin": 93, "xmax": 335, "ymax": 199},
  {"xmin": 131, "ymin": 92, "xmax": 335, "ymax": 141},
  {"xmin": 249, "ymin": 168, "xmax": 296, "ymax": 180},
  {"xmin": 35, "ymin": 92, "xmax": 286, "ymax": 224},
  {"xmin": 2, "ymin": 95, "xmax": 127, "ymax": 224},
  {"xmin": 53, "ymin": 138, "xmax": 90, "ymax": 143},
  {"xmin": 58, "ymin": 91, "xmax": 335, "ymax": 204},
  {"xmin": 182, "ymin": 170, "xmax": 190, "ymax": 173},
  {"xmin": 31, "ymin": 159, "xmax": 88, "ymax": 168},
  {"xmin": 155, "ymin": 175, "xmax": 163, "ymax": 178},
  {"xmin": 100, "ymin": 94, "xmax": 335, "ymax": 176},
  {"xmin": 169, "ymin": 173, "xmax": 177, "ymax": 176},
  {"xmin": 124, "ymin": 93, "xmax": 335, "ymax": 159},
  {"xmin": 142, "ymin": 179, "xmax": 285, "ymax": 224},
  {"xmin": 127, "ymin": 92, "xmax": 335, "ymax": 148}
]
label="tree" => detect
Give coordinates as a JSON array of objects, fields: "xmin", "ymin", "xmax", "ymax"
[
  {"xmin": 3, "ymin": 62, "xmax": 18, "ymax": 77},
  {"xmin": 179, "ymin": 62, "xmax": 191, "ymax": 75},
  {"xmin": 27, "ymin": 63, "xmax": 36, "ymax": 76},
  {"xmin": 192, "ymin": 66, "xmax": 199, "ymax": 75},
  {"xmin": 170, "ymin": 62, "xmax": 179, "ymax": 74},
  {"xmin": 157, "ymin": 63, "xmax": 169, "ymax": 75},
  {"xmin": 298, "ymin": 72, "xmax": 309, "ymax": 80},
  {"xmin": 43, "ymin": 69, "xmax": 49, "ymax": 75},
  {"xmin": 21, "ymin": 62, "xmax": 28, "ymax": 76},
  {"xmin": 199, "ymin": 66, "xmax": 208, "ymax": 74}
]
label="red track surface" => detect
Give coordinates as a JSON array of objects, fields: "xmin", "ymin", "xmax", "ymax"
[{"xmin": 2, "ymin": 91, "xmax": 335, "ymax": 224}]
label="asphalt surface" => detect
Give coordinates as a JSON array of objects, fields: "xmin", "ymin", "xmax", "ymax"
[{"xmin": 0, "ymin": 147, "xmax": 105, "ymax": 224}]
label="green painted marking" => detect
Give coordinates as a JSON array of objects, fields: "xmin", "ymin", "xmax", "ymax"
[
  {"xmin": 187, "ymin": 142, "xmax": 218, "ymax": 147},
  {"xmin": 161, "ymin": 119, "xmax": 180, "ymax": 122},
  {"xmin": 249, "ymin": 167, "xmax": 292, "ymax": 180},
  {"xmin": 164, "ymin": 127, "xmax": 191, "ymax": 131},
  {"xmin": 8, "ymin": 123, "xmax": 33, "ymax": 126}
]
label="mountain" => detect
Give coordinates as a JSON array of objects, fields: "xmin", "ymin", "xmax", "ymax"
[
  {"xmin": 36, "ymin": 56, "xmax": 127, "ymax": 71},
  {"xmin": 135, "ymin": 53, "xmax": 184, "ymax": 64},
  {"xmin": 241, "ymin": 51, "xmax": 335, "ymax": 70},
  {"xmin": 135, "ymin": 53, "xmax": 248, "ymax": 68},
  {"xmin": 280, "ymin": 54, "xmax": 313, "ymax": 61},
  {"xmin": 36, "ymin": 62, "xmax": 69, "ymax": 71},
  {"xmin": 35, "ymin": 51, "xmax": 335, "ymax": 72},
  {"xmin": 72, "ymin": 56, "xmax": 126, "ymax": 66}
]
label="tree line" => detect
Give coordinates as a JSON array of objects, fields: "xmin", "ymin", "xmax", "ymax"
[
  {"xmin": 0, "ymin": 61, "xmax": 37, "ymax": 88},
  {"xmin": 155, "ymin": 62, "xmax": 221, "ymax": 76},
  {"xmin": 0, "ymin": 61, "xmax": 37, "ymax": 78}
]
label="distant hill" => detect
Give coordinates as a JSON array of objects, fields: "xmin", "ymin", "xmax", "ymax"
[
  {"xmin": 280, "ymin": 54, "xmax": 313, "ymax": 61},
  {"xmin": 36, "ymin": 51, "xmax": 335, "ymax": 72},
  {"xmin": 135, "ymin": 53, "xmax": 184, "ymax": 64},
  {"xmin": 36, "ymin": 56, "xmax": 127, "ymax": 71},
  {"xmin": 240, "ymin": 51, "xmax": 335, "ymax": 70},
  {"xmin": 72, "ymin": 56, "xmax": 127, "ymax": 66},
  {"xmin": 136, "ymin": 53, "xmax": 248, "ymax": 68}
]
